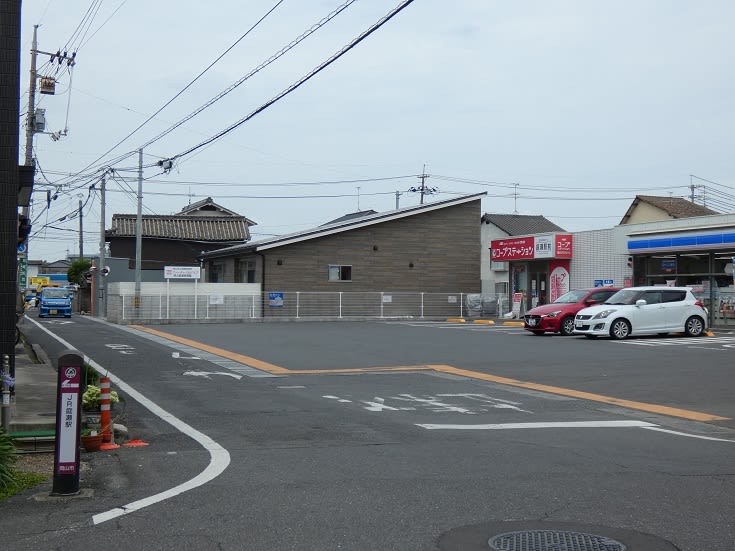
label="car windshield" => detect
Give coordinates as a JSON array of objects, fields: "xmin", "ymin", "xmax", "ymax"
[
  {"xmin": 552, "ymin": 289, "xmax": 588, "ymax": 304},
  {"xmin": 604, "ymin": 289, "xmax": 642, "ymax": 305},
  {"xmin": 43, "ymin": 288, "xmax": 69, "ymax": 299}
]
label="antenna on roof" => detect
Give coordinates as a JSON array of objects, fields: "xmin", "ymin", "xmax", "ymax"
[
  {"xmin": 513, "ymin": 183, "xmax": 519, "ymax": 214},
  {"xmin": 357, "ymin": 186, "xmax": 361, "ymax": 210}
]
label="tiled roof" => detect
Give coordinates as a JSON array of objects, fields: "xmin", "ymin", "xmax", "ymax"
[
  {"xmin": 481, "ymin": 213, "xmax": 565, "ymax": 235},
  {"xmin": 179, "ymin": 196, "xmax": 240, "ymax": 217},
  {"xmin": 620, "ymin": 195, "xmax": 719, "ymax": 224},
  {"xmin": 108, "ymin": 215, "xmax": 250, "ymax": 242}
]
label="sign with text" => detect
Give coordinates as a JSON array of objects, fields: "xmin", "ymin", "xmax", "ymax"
[
  {"xmin": 53, "ymin": 350, "xmax": 83, "ymax": 495},
  {"xmin": 269, "ymin": 292, "xmax": 284, "ymax": 307},
  {"xmin": 491, "ymin": 237, "xmax": 535, "ymax": 261},
  {"xmin": 164, "ymin": 266, "xmax": 201, "ymax": 279},
  {"xmin": 554, "ymin": 234, "xmax": 574, "ymax": 258},
  {"xmin": 549, "ymin": 260, "xmax": 570, "ymax": 302},
  {"xmin": 491, "ymin": 233, "xmax": 574, "ymax": 261}
]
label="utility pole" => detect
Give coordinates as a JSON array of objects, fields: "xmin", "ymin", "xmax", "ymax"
[
  {"xmin": 78, "ymin": 198, "xmax": 83, "ymax": 258},
  {"xmin": 24, "ymin": 25, "xmax": 38, "ymax": 168},
  {"xmin": 135, "ymin": 150, "xmax": 143, "ymax": 314},
  {"xmin": 98, "ymin": 173, "xmax": 106, "ymax": 318},
  {"xmin": 419, "ymin": 165, "xmax": 428, "ymax": 204}
]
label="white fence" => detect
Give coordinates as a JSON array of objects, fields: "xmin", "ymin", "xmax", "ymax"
[{"xmin": 106, "ymin": 290, "xmax": 509, "ymax": 323}]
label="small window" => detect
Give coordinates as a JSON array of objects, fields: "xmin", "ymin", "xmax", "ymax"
[
  {"xmin": 328, "ymin": 265, "xmax": 352, "ymax": 282},
  {"xmin": 662, "ymin": 290, "xmax": 686, "ymax": 303},
  {"xmin": 589, "ymin": 290, "xmax": 615, "ymax": 303},
  {"xmin": 642, "ymin": 291, "xmax": 662, "ymax": 304}
]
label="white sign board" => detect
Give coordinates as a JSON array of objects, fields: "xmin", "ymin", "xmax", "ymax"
[{"xmin": 164, "ymin": 266, "xmax": 201, "ymax": 279}]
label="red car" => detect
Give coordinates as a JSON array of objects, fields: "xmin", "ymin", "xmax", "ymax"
[{"xmin": 524, "ymin": 287, "xmax": 621, "ymax": 336}]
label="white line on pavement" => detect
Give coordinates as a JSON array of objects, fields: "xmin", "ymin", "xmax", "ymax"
[
  {"xmin": 416, "ymin": 420, "xmax": 657, "ymax": 430},
  {"xmin": 27, "ymin": 316, "xmax": 231, "ymax": 525}
]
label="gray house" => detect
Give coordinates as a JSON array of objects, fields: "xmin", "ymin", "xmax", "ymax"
[{"xmin": 199, "ymin": 194, "xmax": 485, "ymax": 317}]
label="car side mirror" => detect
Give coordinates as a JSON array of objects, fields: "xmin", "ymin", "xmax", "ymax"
[
  {"xmin": 635, "ymin": 299, "xmax": 647, "ymax": 306},
  {"xmin": 585, "ymin": 299, "xmax": 598, "ymax": 305}
]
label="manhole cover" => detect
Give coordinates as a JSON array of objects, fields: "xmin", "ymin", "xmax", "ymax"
[{"xmin": 488, "ymin": 530, "xmax": 627, "ymax": 551}]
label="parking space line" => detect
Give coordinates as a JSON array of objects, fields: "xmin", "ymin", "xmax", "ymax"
[{"xmin": 130, "ymin": 326, "xmax": 731, "ymax": 423}]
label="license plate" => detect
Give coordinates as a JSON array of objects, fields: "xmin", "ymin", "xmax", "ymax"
[
  {"xmin": 50, "ymin": 309, "xmax": 58, "ymax": 314},
  {"xmin": 527, "ymin": 319, "xmax": 537, "ymax": 326},
  {"xmin": 575, "ymin": 320, "xmax": 583, "ymax": 328}
]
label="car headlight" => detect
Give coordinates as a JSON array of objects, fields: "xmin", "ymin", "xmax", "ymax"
[
  {"xmin": 592, "ymin": 309, "xmax": 616, "ymax": 319},
  {"xmin": 543, "ymin": 310, "xmax": 562, "ymax": 318}
]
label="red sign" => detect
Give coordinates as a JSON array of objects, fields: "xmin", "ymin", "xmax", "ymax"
[
  {"xmin": 554, "ymin": 234, "xmax": 573, "ymax": 258},
  {"xmin": 549, "ymin": 260, "xmax": 570, "ymax": 302},
  {"xmin": 491, "ymin": 237, "xmax": 535, "ymax": 261}
]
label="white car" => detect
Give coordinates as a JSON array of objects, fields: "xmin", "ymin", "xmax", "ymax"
[{"xmin": 573, "ymin": 286, "xmax": 708, "ymax": 339}]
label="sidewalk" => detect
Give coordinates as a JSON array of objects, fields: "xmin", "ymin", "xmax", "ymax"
[{"xmin": 8, "ymin": 341, "xmax": 58, "ymax": 436}]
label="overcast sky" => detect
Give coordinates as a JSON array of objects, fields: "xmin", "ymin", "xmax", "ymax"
[{"xmin": 19, "ymin": 0, "xmax": 735, "ymax": 262}]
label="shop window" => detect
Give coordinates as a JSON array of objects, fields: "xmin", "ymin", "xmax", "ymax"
[
  {"xmin": 677, "ymin": 253, "xmax": 710, "ymax": 274},
  {"xmin": 328, "ymin": 265, "xmax": 352, "ymax": 282}
]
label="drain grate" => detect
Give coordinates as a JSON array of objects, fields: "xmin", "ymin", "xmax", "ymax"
[{"xmin": 488, "ymin": 530, "xmax": 627, "ymax": 551}]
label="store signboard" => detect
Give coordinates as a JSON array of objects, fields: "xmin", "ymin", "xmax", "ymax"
[
  {"xmin": 554, "ymin": 234, "xmax": 574, "ymax": 258},
  {"xmin": 491, "ymin": 236, "xmax": 535, "ymax": 261},
  {"xmin": 534, "ymin": 235, "xmax": 553, "ymax": 258},
  {"xmin": 491, "ymin": 234, "xmax": 574, "ymax": 261},
  {"xmin": 549, "ymin": 260, "xmax": 570, "ymax": 302}
]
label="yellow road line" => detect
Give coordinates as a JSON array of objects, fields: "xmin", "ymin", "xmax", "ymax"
[
  {"xmin": 131, "ymin": 325, "xmax": 290, "ymax": 374},
  {"xmin": 132, "ymin": 325, "xmax": 729, "ymax": 422}
]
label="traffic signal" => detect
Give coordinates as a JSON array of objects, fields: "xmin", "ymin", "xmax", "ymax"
[
  {"xmin": 627, "ymin": 256, "xmax": 633, "ymax": 269},
  {"xmin": 101, "ymin": 266, "xmax": 110, "ymax": 277},
  {"xmin": 18, "ymin": 215, "xmax": 31, "ymax": 245}
]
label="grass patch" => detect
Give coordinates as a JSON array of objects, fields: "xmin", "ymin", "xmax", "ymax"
[{"xmin": 0, "ymin": 470, "xmax": 49, "ymax": 500}]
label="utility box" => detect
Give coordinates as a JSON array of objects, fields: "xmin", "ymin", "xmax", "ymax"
[
  {"xmin": 39, "ymin": 76, "xmax": 56, "ymax": 95},
  {"xmin": 33, "ymin": 108, "xmax": 46, "ymax": 132}
]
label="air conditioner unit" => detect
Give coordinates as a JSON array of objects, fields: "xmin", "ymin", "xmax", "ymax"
[{"xmin": 491, "ymin": 261, "xmax": 508, "ymax": 271}]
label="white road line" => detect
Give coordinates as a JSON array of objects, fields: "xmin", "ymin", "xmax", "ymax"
[
  {"xmin": 417, "ymin": 420, "xmax": 657, "ymax": 430},
  {"xmin": 27, "ymin": 316, "xmax": 231, "ymax": 525},
  {"xmin": 642, "ymin": 427, "xmax": 735, "ymax": 442}
]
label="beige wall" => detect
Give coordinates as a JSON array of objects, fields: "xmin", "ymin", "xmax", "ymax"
[{"xmin": 625, "ymin": 203, "xmax": 674, "ymax": 225}]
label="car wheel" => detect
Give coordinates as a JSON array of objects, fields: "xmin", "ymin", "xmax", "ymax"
[
  {"xmin": 609, "ymin": 319, "xmax": 631, "ymax": 340},
  {"xmin": 685, "ymin": 316, "xmax": 704, "ymax": 337},
  {"xmin": 531, "ymin": 330, "xmax": 544, "ymax": 336},
  {"xmin": 559, "ymin": 317, "xmax": 575, "ymax": 336}
]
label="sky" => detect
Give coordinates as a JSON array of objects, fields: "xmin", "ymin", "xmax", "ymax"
[{"xmin": 18, "ymin": 0, "xmax": 735, "ymax": 262}]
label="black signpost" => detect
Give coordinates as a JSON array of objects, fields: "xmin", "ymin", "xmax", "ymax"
[{"xmin": 52, "ymin": 350, "xmax": 83, "ymax": 495}]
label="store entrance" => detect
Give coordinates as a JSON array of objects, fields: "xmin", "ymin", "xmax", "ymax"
[{"xmin": 529, "ymin": 270, "xmax": 548, "ymax": 308}]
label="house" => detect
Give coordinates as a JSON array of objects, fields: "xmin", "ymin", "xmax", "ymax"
[
  {"xmin": 619, "ymin": 195, "xmax": 718, "ymax": 225},
  {"xmin": 200, "ymin": 194, "xmax": 485, "ymax": 293},
  {"xmin": 106, "ymin": 197, "xmax": 256, "ymax": 270},
  {"xmin": 480, "ymin": 213, "xmax": 565, "ymax": 298}
]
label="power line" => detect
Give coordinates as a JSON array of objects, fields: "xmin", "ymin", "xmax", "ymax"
[{"xmin": 163, "ymin": 0, "xmax": 417, "ymax": 165}]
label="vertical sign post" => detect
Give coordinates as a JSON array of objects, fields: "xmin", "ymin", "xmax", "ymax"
[{"xmin": 52, "ymin": 350, "xmax": 83, "ymax": 495}]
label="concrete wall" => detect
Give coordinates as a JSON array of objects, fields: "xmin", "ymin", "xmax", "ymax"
[{"xmin": 570, "ymin": 228, "xmax": 630, "ymax": 289}]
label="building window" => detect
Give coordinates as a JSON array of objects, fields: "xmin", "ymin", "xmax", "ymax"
[
  {"xmin": 328, "ymin": 264, "xmax": 352, "ymax": 282},
  {"xmin": 210, "ymin": 262, "xmax": 224, "ymax": 283},
  {"xmin": 235, "ymin": 259, "xmax": 257, "ymax": 283}
]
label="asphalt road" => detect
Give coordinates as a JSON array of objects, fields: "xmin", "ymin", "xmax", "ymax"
[{"xmin": 5, "ymin": 316, "xmax": 735, "ymax": 551}]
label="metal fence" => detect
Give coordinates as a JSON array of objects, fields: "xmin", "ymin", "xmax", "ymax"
[{"xmin": 106, "ymin": 291, "xmax": 509, "ymax": 323}]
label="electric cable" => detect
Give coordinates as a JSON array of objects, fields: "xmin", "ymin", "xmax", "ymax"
[{"xmin": 164, "ymin": 0, "xmax": 417, "ymax": 165}]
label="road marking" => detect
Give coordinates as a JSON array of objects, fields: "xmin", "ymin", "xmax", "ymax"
[
  {"xmin": 172, "ymin": 351, "xmax": 200, "ymax": 360},
  {"xmin": 27, "ymin": 317, "xmax": 231, "ymax": 525},
  {"xmin": 128, "ymin": 327, "xmax": 730, "ymax": 423},
  {"xmin": 642, "ymin": 426, "xmax": 735, "ymax": 442},
  {"xmin": 183, "ymin": 371, "xmax": 242, "ymax": 380},
  {"xmin": 417, "ymin": 420, "xmax": 658, "ymax": 430}
]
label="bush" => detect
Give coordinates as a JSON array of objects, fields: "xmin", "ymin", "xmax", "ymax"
[
  {"xmin": 82, "ymin": 384, "xmax": 119, "ymax": 410},
  {"xmin": 0, "ymin": 429, "xmax": 18, "ymax": 491}
]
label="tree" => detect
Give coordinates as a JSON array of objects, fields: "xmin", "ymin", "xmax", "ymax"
[{"xmin": 67, "ymin": 258, "xmax": 92, "ymax": 286}]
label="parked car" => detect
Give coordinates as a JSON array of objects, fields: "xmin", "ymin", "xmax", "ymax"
[
  {"xmin": 524, "ymin": 287, "xmax": 620, "ymax": 336},
  {"xmin": 37, "ymin": 287, "xmax": 72, "ymax": 318},
  {"xmin": 573, "ymin": 286, "xmax": 708, "ymax": 339}
]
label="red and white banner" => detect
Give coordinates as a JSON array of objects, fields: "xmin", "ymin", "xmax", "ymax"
[
  {"xmin": 490, "ymin": 237, "xmax": 535, "ymax": 261},
  {"xmin": 548, "ymin": 260, "xmax": 570, "ymax": 302},
  {"xmin": 491, "ymin": 233, "xmax": 573, "ymax": 261}
]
